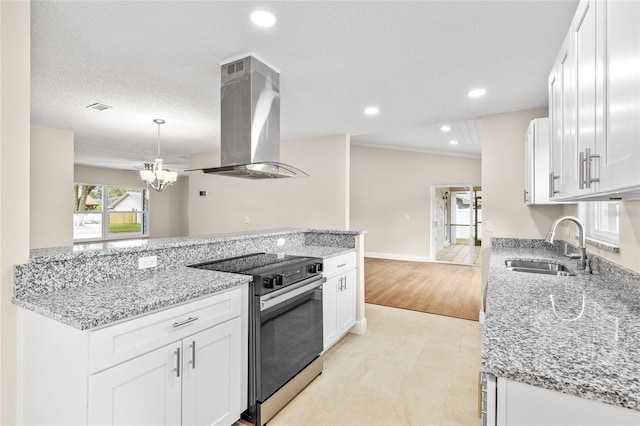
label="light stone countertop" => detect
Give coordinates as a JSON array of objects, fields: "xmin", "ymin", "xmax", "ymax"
[
  {"xmin": 12, "ymin": 267, "xmax": 251, "ymax": 330},
  {"xmin": 13, "ymin": 243, "xmax": 355, "ymax": 331},
  {"xmin": 482, "ymin": 238, "xmax": 640, "ymax": 411},
  {"xmin": 267, "ymin": 245, "xmax": 354, "ymax": 259}
]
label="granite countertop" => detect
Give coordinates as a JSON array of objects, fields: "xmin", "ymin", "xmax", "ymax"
[
  {"xmin": 12, "ymin": 267, "xmax": 251, "ymax": 330},
  {"xmin": 27, "ymin": 228, "xmax": 366, "ymax": 263},
  {"xmin": 268, "ymin": 245, "xmax": 354, "ymax": 259},
  {"xmin": 482, "ymin": 238, "xmax": 640, "ymax": 411}
]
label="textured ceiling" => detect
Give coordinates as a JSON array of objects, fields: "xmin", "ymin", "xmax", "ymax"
[{"xmin": 30, "ymin": 0, "xmax": 578, "ymax": 173}]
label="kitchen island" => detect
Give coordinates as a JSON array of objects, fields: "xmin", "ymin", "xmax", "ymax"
[
  {"xmin": 482, "ymin": 238, "xmax": 640, "ymax": 424},
  {"xmin": 13, "ymin": 227, "xmax": 365, "ymax": 426}
]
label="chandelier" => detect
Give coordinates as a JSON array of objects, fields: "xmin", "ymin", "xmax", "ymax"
[{"xmin": 139, "ymin": 119, "xmax": 178, "ymax": 191}]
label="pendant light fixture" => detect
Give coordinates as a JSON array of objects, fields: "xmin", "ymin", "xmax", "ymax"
[{"xmin": 139, "ymin": 119, "xmax": 178, "ymax": 191}]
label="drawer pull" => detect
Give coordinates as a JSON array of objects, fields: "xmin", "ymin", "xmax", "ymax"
[
  {"xmin": 174, "ymin": 348, "xmax": 181, "ymax": 378},
  {"xmin": 190, "ymin": 341, "xmax": 196, "ymax": 369},
  {"xmin": 173, "ymin": 316, "xmax": 199, "ymax": 328},
  {"xmin": 337, "ymin": 263, "xmax": 347, "ymax": 268}
]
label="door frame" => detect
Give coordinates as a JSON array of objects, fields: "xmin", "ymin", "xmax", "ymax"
[{"xmin": 430, "ymin": 183, "xmax": 481, "ymax": 265}]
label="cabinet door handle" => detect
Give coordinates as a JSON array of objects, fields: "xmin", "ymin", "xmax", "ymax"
[
  {"xmin": 190, "ymin": 341, "xmax": 196, "ymax": 369},
  {"xmin": 523, "ymin": 189, "xmax": 528, "ymax": 203},
  {"xmin": 173, "ymin": 348, "xmax": 181, "ymax": 378},
  {"xmin": 337, "ymin": 263, "xmax": 347, "ymax": 269},
  {"xmin": 585, "ymin": 148, "xmax": 600, "ymax": 187},
  {"xmin": 579, "ymin": 151, "xmax": 586, "ymax": 189},
  {"xmin": 173, "ymin": 316, "xmax": 199, "ymax": 328}
]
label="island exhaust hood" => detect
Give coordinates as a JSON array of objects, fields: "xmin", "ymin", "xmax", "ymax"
[{"xmin": 198, "ymin": 55, "xmax": 308, "ymax": 179}]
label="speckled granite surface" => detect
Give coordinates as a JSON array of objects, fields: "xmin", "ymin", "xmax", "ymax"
[
  {"xmin": 482, "ymin": 238, "xmax": 640, "ymax": 411},
  {"xmin": 14, "ymin": 228, "xmax": 365, "ymax": 298},
  {"xmin": 12, "ymin": 268, "xmax": 250, "ymax": 330},
  {"xmin": 12, "ymin": 228, "xmax": 365, "ymax": 330},
  {"xmin": 268, "ymin": 245, "xmax": 354, "ymax": 259}
]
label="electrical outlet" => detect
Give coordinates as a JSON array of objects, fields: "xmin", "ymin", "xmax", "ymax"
[
  {"xmin": 245, "ymin": 216, "xmax": 250, "ymax": 224},
  {"xmin": 277, "ymin": 238, "xmax": 285, "ymax": 246},
  {"xmin": 485, "ymin": 221, "xmax": 494, "ymax": 232},
  {"xmin": 138, "ymin": 256, "xmax": 157, "ymax": 269},
  {"xmin": 404, "ymin": 214, "xmax": 410, "ymax": 221}
]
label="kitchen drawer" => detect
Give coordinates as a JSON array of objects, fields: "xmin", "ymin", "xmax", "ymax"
[
  {"xmin": 323, "ymin": 252, "xmax": 356, "ymax": 278},
  {"xmin": 88, "ymin": 288, "xmax": 242, "ymax": 374}
]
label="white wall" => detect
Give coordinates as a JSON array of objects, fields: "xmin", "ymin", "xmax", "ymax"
[
  {"xmin": 75, "ymin": 165, "xmax": 189, "ymax": 238},
  {"xmin": 0, "ymin": 2, "xmax": 30, "ymax": 423},
  {"xmin": 481, "ymin": 108, "xmax": 565, "ymax": 287},
  {"xmin": 350, "ymin": 144, "xmax": 481, "ymax": 260},
  {"xmin": 188, "ymin": 134, "xmax": 350, "ymax": 235},
  {"xmin": 31, "ymin": 125, "xmax": 74, "ymax": 249}
]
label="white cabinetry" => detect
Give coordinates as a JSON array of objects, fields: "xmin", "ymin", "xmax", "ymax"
[
  {"xmin": 548, "ymin": 30, "xmax": 574, "ymax": 200},
  {"xmin": 18, "ymin": 286, "xmax": 247, "ymax": 426},
  {"xmin": 524, "ymin": 118, "xmax": 554, "ymax": 205},
  {"xmin": 323, "ymin": 252, "xmax": 357, "ymax": 350},
  {"xmin": 549, "ymin": 0, "xmax": 640, "ymax": 200},
  {"xmin": 494, "ymin": 377, "xmax": 640, "ymax": 425}
]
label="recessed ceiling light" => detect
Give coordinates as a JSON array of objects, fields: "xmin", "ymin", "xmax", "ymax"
[
  {"xmin": 364, "ymin": 106, "xmax": 379, "ymax": 116},
  {"xmin": 250, "ymin": 10, "xmax": 276, "ymax": 27},
  {"xmin": 440, "ymin": 125, "xmax": 451, "ymax": 132},
  {"xmin": 449, "ymin": 140, "xmax": 459, "ymax": 145},
  {"xmin": 467, "ymin": 88, "xmax": 486, "ymax": 98}
]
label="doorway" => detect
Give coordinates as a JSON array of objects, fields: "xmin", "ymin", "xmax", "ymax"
[{"xmin": 431, "ymin": 185, "xmax": 482, "ymax": 266}]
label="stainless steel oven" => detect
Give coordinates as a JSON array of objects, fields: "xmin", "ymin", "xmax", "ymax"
[
  {"xmin": 254, "ymin": 275, "xmax": 324, "ymax": 424},
  {"xmin": 190, "ymin": 253, "xmax": 325, "ymax": 426}
]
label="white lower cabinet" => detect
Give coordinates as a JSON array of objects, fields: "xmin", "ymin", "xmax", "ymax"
[
  {"xmin": 323, "ymin": 252, "xmax": 357, "ymax": 350},
  {"xmin": 495, "ymin": 377, "xmax": 640, "ymax": 426},
  {"xmin": 18, "ymin": 286, "xmax": 247, "ymax": 426},
  {"xmin": 89, "ymin": 317, "xmax": 241, "ymax": 426}
]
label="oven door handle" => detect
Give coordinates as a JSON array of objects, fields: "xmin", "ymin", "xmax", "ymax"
[{"xmin": 260, "ymin": 276, "xmax": 326, "ymax": 311}]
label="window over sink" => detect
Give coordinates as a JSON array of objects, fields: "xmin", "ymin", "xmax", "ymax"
[
  {"xmin": 73, "ymin": 183, "xmax": 149, "ymax": 242},
  {"xmin": 578, "ymin": 201, "xmax": 619, "ymax": 248}
]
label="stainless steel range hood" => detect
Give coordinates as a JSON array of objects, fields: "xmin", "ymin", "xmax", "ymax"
[{"xmin": 198, "ymin": 55, "xmax": 308, "ymax": 179}]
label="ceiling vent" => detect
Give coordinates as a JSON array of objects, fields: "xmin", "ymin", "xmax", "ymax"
[{"xmin": 86, "ymin": 103, "xmax": 112, "ymax": 111}]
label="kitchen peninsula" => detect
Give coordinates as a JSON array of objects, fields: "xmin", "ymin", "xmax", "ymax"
[
  {"xmin": 13, "ymin": 227, "xmax": 365, "ymax": 426},
  {"xmin": 482, "ymin": 238, "xmax": 640, "ymax": 425}
]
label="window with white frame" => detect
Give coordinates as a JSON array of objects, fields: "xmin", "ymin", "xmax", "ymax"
[
  {"xmin": 578, "ymin": 201, "xmax": 619, "ymax": 246},
  {"xmin": 73, "ymin": 184, "xmax": 149, "ymax": 241}
]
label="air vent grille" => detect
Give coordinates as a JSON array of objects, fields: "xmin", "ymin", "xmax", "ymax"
[{"xmin": 86, "ymin": 103, "xmax": 112, "ymax": 111}]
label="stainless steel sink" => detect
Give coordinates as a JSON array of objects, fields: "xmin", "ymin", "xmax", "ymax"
[{"xmin": 505, "ymin": 260, "xmax": 576, "ymax": 276}]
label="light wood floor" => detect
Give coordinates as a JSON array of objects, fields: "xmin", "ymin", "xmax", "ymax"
[{"xmin": 365, "ymin": 257, "xmax": 482, "ymax": 321}]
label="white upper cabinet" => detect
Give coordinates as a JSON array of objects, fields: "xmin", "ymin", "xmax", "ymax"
[
  {"xmin": 549, "ymin": 0, "xmax": 640, "ymax": 201},
  {"xmin": 598, "ymin": 0, "xmax": 640, "ymax": 198},
  {"xmin": 548, "ymin": 30, "xmax": 574, "ymax": 200},
  {"xmin": 525, "ymin": 118, "xmax": 555, "ymax": 205}
]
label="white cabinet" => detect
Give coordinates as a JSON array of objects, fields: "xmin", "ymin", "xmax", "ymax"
[
  {"xmin": 323, "ymin": 252, "xmax": 357, "ymax": 350},
  {"xmin": 18, "ymin": 286, "xmax": 247, "ymax": 426},
  {"xmin": 548, "ymin": 29, "xmax": 574, "ymax": 200},
  {"xmin": 549, "ymin": 0, "xmax": 640, "ymax": 201},
  {"xmin": 89, "ymin": 317, "xmax": 241, "ymax": 426},
  {"xmin": 494, "ymin": 377, "xmax": 640, "ymax": 425},
  {"xmin": 88, "ymin": 342, "xmax": 182, "ymax": 425},
  {"xmin": 597, "ymin": 0, "xmax": 640, "ymax": 198},
  {"xmin": 524, "ymin": 118, "xmax": 554, "ymax": 205}
]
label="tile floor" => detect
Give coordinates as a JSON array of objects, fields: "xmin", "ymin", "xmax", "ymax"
[
  {"xmin": 435, "ymin": 244, "xmax": 482, "ymax": 266},
  {"xmin": 268, "ymin": 304, "xmax": 483, "ymax": 426}
]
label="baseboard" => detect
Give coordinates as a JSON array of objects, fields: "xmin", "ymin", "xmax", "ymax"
[
  {"xmin": 350, "ymin": 318, "xmax": 367, "ymax": 335},
  {"xmin": 364, "ymin": 252, "xmax": 430, "ymax": 262}
]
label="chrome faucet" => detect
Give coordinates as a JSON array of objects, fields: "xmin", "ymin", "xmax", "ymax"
[{"xmin": 545, "ymin": 216, "xmax": 589, "ymax": 271}]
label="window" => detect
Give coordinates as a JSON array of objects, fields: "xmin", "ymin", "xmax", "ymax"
[
  {"xmin": 73, "ymin": 184, "xmax": 149, "ymax": 241},
  {"xmin": 578, "ymin": 201, "xmax": 619, "ymax": 246}
]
